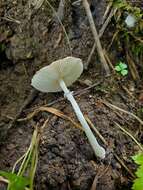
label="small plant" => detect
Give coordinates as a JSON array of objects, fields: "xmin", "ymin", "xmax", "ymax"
[
  {"xmin": 115, "ymin": 61, "xmax": 128, "ymax": 76},
  {"xmin": 113, "ymin": 0, "xmax": 143, "ymax": 19},
  {"xmin": 132, "ymin": 153, "xmax": 143, "ymax": 190},
  {"xmin": 0, "ymin": 127, "xmax": 39, "ymax": 190},
  {"xmin": 113, "ymin": 0, "xmax": 143, "ymax": 57},
  {"xmin": 0, "ymin": 171, "xmax": 29, "ymax": 190}
]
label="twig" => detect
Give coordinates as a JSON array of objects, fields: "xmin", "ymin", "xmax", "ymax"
[
  {"xmin": 102, "ymin": 1, "xmax": 113, "ymax": 24},
  {"xmin": 114, "ymin": 153, "xmax": 135, "ymax": 178},
  {"xmin": 72, "ymin": 0, "xmax": 81, "ymax": 6},
  {"xmin": 85, "ymin": 116, "xmax": 107, "ymax": 145},
  {"xmin": 46, "ymin": 0, "xmax": 72, "ymax": 55},
  {"xmin": 24, "ymin": 81, "xmax": 102, "ymax": 112},
  {"xmin": 86, "ymin": 116, "xmax": 135, "ymax": 179},
  {"xmin": 82, "ymin": 0, "xmax": 110, "ymax": 75},
  {"xmin": 90, "ymin": 172, "xmax": 99, "ymax": 190},
  {"xmin": 74, "ymin": 81, "xmax": 102, "ymax": 96},
  {"xmin": 54, "ymin": 32, "xmax": 62, "ymax": 48},
  {"xmin": 0, "ymin": 16, "xmax": 21, "ymax": 24},
  {"xmin": 0, "ymin": 176, "xmax": 9, "ymax": 184},
  {"xmin": 126, "ymin": 50, "xmax": 140, "ymax": 81},
  {"xmin": 99, "ymin": 8, "xmax": 117, "ymax": 38},
  {"xmin": 17, "ymin": 106, "xmax": 82, "ymax": 130},
  {"xmin": 114, "ymin": 122, "xmax": 143, "ymax": 151},
  {"xmin": 129, "ymin": 31, "xmax": 143, "ymax": 44},
  {"xmin": 54, "ymin": 0, "xmax": 65, "ymax": 22},
  {"xmin": 102, "ymin": 100, "xmax": 143, "ymax": 126},
  {"xmin": 30, "ymin": 0, "xmax": 45, "ymax": 9},
  {"xmin": 120, "ymin": 84, "xmax": 135, "ymax": 99},
  {"xmin": 84, "ymin": 6, "xmax": 117, "ymax": 70},
  {"xmin": 103, "ymin": 50, "xmax": 115, "ymax": 71},
  {"xmin": 90, "ymin": 166, "xmax": 109, "ymax": 190},
  {"xmin": 107, "ymin": 30, "xmax": 119, "ymax": 50}
]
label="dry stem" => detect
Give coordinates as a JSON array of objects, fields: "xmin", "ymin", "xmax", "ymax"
[{"xmin": 82, "ymin": 0, "xmax": 110, "ymax": 75}]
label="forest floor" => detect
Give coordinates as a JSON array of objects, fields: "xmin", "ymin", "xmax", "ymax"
[{"xmin": 0, "ymin": 0, "xmax": 143, "ymax": 190}]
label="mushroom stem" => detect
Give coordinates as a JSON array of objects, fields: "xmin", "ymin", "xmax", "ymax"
[{"xmin": 59, "ymin": 79, "xmax": 106, "ymax": 159}]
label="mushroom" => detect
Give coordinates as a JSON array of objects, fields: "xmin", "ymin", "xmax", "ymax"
[
  {"xmin": 125, "ymin": 14, "xmax": 136, "ymax": 28},
  {"xmin": 31, "ymin": 56, "xmax": 105, "ymax": 159}
]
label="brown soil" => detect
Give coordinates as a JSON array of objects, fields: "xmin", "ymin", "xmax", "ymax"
[{"xmin": 0, "ymin": 0, "xmax": 143, "ymax": 190}]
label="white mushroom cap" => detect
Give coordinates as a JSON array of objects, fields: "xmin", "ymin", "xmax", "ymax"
[
  {"xmin": 125, "ymin": 14, "xmax": 136, "ymax": 28},
  {"xmin": 31, "ymin": 56, "xmax": 83, "ymax": 92}
]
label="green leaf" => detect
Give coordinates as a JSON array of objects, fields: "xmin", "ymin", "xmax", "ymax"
[
  {"xmin": 132, "ymin": 153, "xmax": 143, "ymax": 190},
  {"xmin": 121, "ymin": 69, "xmax": 128, "ymax": 76},
  {"xmin": 113, "ymin": 0, "xmax": 126, "ymax": 9},
  {"xmin": 115, "ymin": 65, "xmax": 121, "ymax": 71},
  {"xmin": 135, "ymin": 167, "xmax": 143, "ymax": 178},
  {"xmin": 0, "ymin": 171, "xmax": 30, "ymax": 190},
  {"xmin": 0, "ymin": 171, "xmax": 17, "ymax": 181},
  {"xmin": 9, "ymin": 176, "xmax": 29, "ymax": 190},
  {"xmin": 132, "ymin": 178, "xmax": 143, "ymax": 190},
  {"xmin": 132, "ymin": 154, "xmax": 143, "ymax": 165},
  {"xmin": 119, "ymin": 62, "xmax": 127, "ymax": 70}
]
